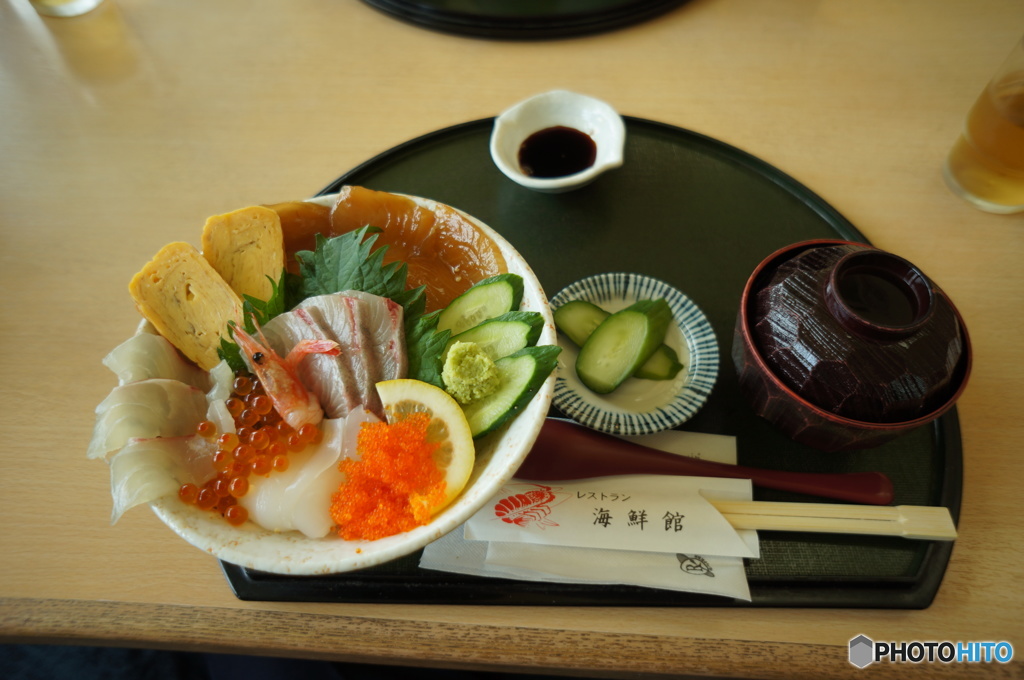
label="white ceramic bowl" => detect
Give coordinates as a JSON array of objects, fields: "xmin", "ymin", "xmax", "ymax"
[
  {"xmin": 150, "ymin": 193, "xmax": 557, "ymax": 575},
  {"xmin": 490, "ymin": 90, "xmax": 626, "ymax": 193},
  {"xmin": 550, "ymin": 273, "xmax": 718, "ymax": 436}
]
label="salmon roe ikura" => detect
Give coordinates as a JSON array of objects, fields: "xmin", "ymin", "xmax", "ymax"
[
  {"xmin": 330, "ymin": 411, "xmax": 447, "ymax": 541},
  {"xmin": 177, "ymin": 372, "xmax": 319, "ymax": 526}
]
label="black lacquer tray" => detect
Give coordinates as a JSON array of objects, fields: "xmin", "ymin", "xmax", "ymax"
[
  {"xmin": 222, "ymin": 118, "xmax": 962, "ymax": 608},
  {"xmin": 359, "ymin": 0, "xmax": 690, "ymax": 40}
]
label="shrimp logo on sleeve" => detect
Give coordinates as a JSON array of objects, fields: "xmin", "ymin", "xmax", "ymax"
[{"xmin": 493, "ymin": 484, "xmax": 565, "ymax": 529}]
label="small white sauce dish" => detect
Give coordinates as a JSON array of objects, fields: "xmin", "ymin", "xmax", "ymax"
[
  {"xmin": 490, "ymin": 90, "xmax": 626, "ymax": 193},
  {"xmin": 550, "ymin": 273, "xmax": 719, "ymax": 436}
]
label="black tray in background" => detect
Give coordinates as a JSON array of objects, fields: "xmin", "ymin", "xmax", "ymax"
[
  {"xmin": 360, "ymin": 0, "xmax": 691, "ymax": 40},
  {"xmin": 222, "ymin": 118, "xmax": 962, "ymax": 608}
]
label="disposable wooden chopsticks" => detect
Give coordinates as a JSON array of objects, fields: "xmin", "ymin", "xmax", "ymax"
[{"xmin": 708, "ymin": 500, "xmax": 957, "ymax": 541}]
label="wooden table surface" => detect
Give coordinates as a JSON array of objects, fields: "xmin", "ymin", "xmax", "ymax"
[{"xmin": 2, "ymin": 0, "xmax": 1022, "ymax": 678}]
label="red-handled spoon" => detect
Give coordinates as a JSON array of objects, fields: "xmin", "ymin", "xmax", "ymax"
[{"xmin": 516, "ymin": 418, "xmax": 895, "ymax": 506}]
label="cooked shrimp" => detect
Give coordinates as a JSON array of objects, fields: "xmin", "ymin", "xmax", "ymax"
[{"xmin": 232, "ymin": 325, "xmax": 340, "ymax": 430}]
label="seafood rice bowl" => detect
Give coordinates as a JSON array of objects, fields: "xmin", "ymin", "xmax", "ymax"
[{"xmin": 88, "ymin": 187, "xmax": 557, "ymax": 575}]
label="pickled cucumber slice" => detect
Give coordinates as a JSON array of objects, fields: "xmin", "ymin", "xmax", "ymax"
[
  {"xmin": 555, "ymin": 299, "xmax": 682, "ymax": 381},
  {"xmin": 553, "ymin": 299, "xmax": 608, "ymax": 347},
  {"xmin": 575, "ymin": 299, "xmax": 672, "ymax": 394},
  {"xmin": 633, "ymin": 344, "xmax": 684, "ymax": 381}
]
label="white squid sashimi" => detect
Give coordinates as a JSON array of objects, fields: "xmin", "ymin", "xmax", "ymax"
[
  {"xmin": 103, "ymin": 331, "xmax": 210, "ymax": 389},
  {"xmin": 87, "ymin": 379, "xmax": 208, "ymax": 460},
  {"xmin": 108, "ymin": 434, "xmax": 217, "ymax": 524},
  {"xmin": 239, "ymin": 409, "xmax": 379, "ymax": 538}
]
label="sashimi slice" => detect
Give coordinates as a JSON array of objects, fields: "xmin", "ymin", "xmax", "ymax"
[
  {"xmin": 103, "ymin": 332, "xmax": 210, "ymax": 389},
  {"xmin": 88, "ymin": 379, "xmax": 208, "ymax": 460},
  {"xmin": 329, "ymin": 186, "xmax": 507, "ymax": 311},
  {"xmin": 264, "ymin": 200, "xmax": 331, "ymax": 274},
  {"xmin": 239, "ymin": 410, "xmax": 378, "ymax": 538},
  {"xmin": 262, "ymin": 308, "xmax": 361, "ymax": 419},
  {"xmin": 255, "ymin": 291, "xmax": 406, "ymax": 423},
  {"xmin": 335, "ymin": 289, "xmax": 407, "ymax": 382},
  {"xmin": 299, "ymin": 295, "xmax": 382, "ymax": 418},
  {"xmin": 108, "ymin": 434, "xmax": 217, "ymax": 524},
  {"xmin": 205, "ymin": 361, "xmax": 237, "ymax": 434}
]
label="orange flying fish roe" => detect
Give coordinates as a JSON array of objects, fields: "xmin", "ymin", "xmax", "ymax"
[{"xmin": 330, "ymin": 412, "xmax": 447, "ymax": 541}]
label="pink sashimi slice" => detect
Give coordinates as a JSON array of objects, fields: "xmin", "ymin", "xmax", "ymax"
[
  {"xmin": 334, "ymin": 289, "xmax": 407, "ymax": 382},
  {"xmin": 257, "ymin": 291, "xmax": 406, "ymax": 422},
  {"xmin": 261, "ymin": 306, "xmax": 362, "ymax": 419},
  {"xmin": 298, "ymin": 295, "xmax": 380, "ymax": 418}
]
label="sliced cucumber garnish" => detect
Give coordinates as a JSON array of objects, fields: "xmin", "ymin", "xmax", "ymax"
[
  {"xmin": 444, "ymin": 311, "xmax": 544, "ymax": 362},
  {"xmin": 437, "ymin": 273, "xmax": 524, "ymax": 336},
  {"xmin": 575, "ymin": 299, "xmax": 672, "ymax": 394},
  {"xmin": 555, "ymin": 298, "xmax": 682, "ymax": 382},
  {"xmin": 633, "ymin": 343, "xmax": 684, "ymax": 380},
  {"xmin": 553, "ymin": 300, "xmax": 608, "ymax": 347},
  {"xmin": 462, "ymin": 345, "xmax": 560, "ymax": 438}
]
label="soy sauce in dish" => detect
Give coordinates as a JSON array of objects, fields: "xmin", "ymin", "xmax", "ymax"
[{"xmin": 518, "ymin": 126, "xmax": 597, "ymax": 178}]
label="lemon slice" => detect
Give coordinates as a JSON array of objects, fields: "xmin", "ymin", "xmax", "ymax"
[{"xmin": 375, "ymin": 379, "xmax": 476, "ymax": 514}]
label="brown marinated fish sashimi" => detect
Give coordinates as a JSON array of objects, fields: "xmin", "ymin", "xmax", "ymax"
[
  {"xmin": 329, "ymin": 186, "xmax": 507, "ymax": 311},
  {"xmin": 268, "ymin": 187, "xmax": 508, "ymax": 311},
  {"xmin": 264, "ymin": 200, "xmax": 331, "ymax": 273}
]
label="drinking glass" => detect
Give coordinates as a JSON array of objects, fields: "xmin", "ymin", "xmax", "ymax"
[
  {"xmin": 29, "ymin": 0, "xmax": 105, "ymax": 18},
  {"xmin": 943, "ymin": 36, "xmax": 1024, "ymax": 214}
]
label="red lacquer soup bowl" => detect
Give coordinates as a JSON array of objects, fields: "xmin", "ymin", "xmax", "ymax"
[{"xmin": 732, "ymin": 240, "xmax": 971, "ymax": 452}]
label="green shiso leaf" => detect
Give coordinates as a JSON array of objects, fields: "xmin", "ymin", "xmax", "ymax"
[
  {"xmin": 296, "ymin": 227, "xmax": 410, "ymax": 301},
  {"xmin": 243, "ymin": 272, "xmax": 289, "ymax": 329},
  {"xmin": 216, "ymin": 270, "xmax": 290, "ymax": 373},
  {"xmin": 406, "ymin": 310, "xmax": 451, "ymax": 389},
  {"xmin": 217, "ymin": 333, "xmax": 245, "ymax": 374}
]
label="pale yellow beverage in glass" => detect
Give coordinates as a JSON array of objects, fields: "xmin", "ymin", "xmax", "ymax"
[
  {"xmin": 29, "ymin": 0, "xmax": 105, "ymax": 18},
  {"xmin": 943, "ymin": 37, "xmax": 1024, "ymax": 214}
]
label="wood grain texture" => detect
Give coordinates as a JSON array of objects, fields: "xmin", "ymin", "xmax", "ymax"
[
  {"xmin": 8, "ymin": 597, "xmax": 1021, "ymax": 680},
  {"xmin": 1, "ymin": 0, "xmax": 1023, "ymax": 678}
]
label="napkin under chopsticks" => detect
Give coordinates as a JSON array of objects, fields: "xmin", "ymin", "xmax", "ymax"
[
  {"xmin": 420, "ymin": 429, "xmax": 957, "ymax": 601},
  {"xmin": 422, "ymin": 430, "xmax": 755, "ymax": 600}
]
